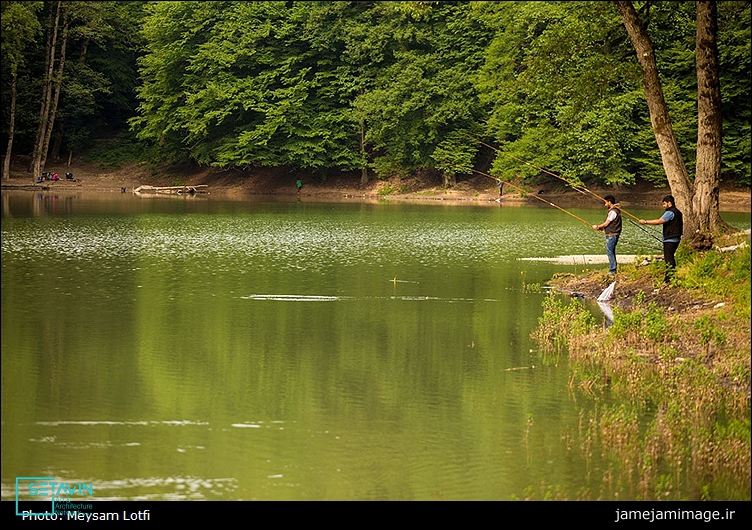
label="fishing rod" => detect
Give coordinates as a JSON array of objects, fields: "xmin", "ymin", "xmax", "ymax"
[
  {"xmin": 627, "ymin": 218, "xmax": 664, "ymax": 246},
  {"xmin": 460, "ymin": 165, "xmax": 662, "ymax": 251},
  {"xmin": 470, "ymin": 136, "xmax": 651, "ymax": 225},
  {"xmin": 456, "ymin": 165, "xmax": 595, "ymax": 229}
]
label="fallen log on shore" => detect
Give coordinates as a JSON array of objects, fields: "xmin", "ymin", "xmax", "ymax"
[{"xmin": 133, "ymin": 184, "xmax": 208, "ymax": 195}]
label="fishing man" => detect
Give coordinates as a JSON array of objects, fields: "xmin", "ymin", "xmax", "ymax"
[
  {"xmin": 592, "ymin": 195, "xmax": 622, "ymax": 275},
  {"xmin": 639, "ymin": 195, "xmax": 683, "ymax": 284}
]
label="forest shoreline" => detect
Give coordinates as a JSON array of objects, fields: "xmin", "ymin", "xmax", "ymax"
[{"xmin": 3, "ymin": 160, "xmax": 750, "ymax": 212}]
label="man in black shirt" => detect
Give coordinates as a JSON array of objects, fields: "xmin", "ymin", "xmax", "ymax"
[{"xmin": 639, "ymin": 195, "xmax": 684, "ymax": 283}]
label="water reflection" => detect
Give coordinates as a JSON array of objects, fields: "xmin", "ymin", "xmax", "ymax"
[{"xmin": 2, "ymin": 192, "xmax": 750, "ymax": 500}]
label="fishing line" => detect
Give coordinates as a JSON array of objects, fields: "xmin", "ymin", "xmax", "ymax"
[
  {"xmin": 627, "ymin": 218, "xmax": 664, "ymax": 248},
  {"xmin": 469, "ymin": 136, "xmax": 657, "ymax": 228},
  {"xmin": 471, "ymin": 136, "xmax": 596, "ymax": 196},
  {"xmin": 461, "ymin": 165, "xmax": 662, "ymax": 253},
  {"xmin": 457, "ymin": 165, "xmax": 595, "ymax": 229}
]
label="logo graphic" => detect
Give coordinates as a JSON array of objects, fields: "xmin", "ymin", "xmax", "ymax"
[{"xmin": 15, "ymin": 476, "xmax": 94, "ymax": 517}]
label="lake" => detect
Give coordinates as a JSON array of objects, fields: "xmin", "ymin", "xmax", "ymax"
[{"xmin": 2, "ymin": 190, "xmax": 749, "ymax": 500}]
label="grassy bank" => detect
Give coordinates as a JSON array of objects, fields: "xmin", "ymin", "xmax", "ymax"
[{"xmin": 533, "ymin": 232, "xmax": 751, "ymax": 500}]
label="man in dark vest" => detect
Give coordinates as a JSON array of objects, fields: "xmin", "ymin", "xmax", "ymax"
[
  {"xmin": 639, "ymin": 195, "xmax": 683, "ymax": 283},
  {"xmin": 592, "ymin": 194, "xmax": 622, "ymax": 275}
]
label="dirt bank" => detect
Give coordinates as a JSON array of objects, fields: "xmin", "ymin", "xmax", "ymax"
[
  {"xmin": 551, "ymin": 269, "xmax": 718, "ymax": 313},
  {"xmin": 3, "ymin": 160, "xmax": 750, "ymax": 211}
]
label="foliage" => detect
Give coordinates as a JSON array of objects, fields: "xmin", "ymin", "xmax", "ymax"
[
  {"xmin": 1, "ymin": 1, "xmax": 147, "ymax": 162},
  {"xmin": 477, "ymin": 2, "xmax": 643, "ymax": 186},
  {"xmin": 1, "ymin": 2, "xmax": 43, "ymax": 76},
  {"xmin": 532, "ymin": 238, "xmax": 751, "ymax": 499},
  {"xmin": 678, "ymin": 240, "xmax": 751, "ymax": 317},
  {"xmin": 353, "ymin": 2, "xmax": 491, "ymax": 178},
  {"xmin": 717, "ymin": 2, "xmax": 752, "ymax": 186},
  {"xmin": 476, "ymin": 1, "xmax": 750, "ymax": 188},
  {"xmin": 2, "ymin": 1, "xmax": 750, "ymax": 189},
  {"xmin": 533, "ymin": 292, "xmax": 597, "ymax": 358},
  {"xmin": 609, "ymin": 301, "xmax": 673, "ymax": 343},
  {"xmin": 693, "ymin": 314, "xmax": 727, "ymax": 350},
  {"xmin": 81, "ymin": 130, "xmax": 157, "ymax": 169},
  {"xmin": 0, "ymin": 1, "xmax": 43, "ymax": 160}
]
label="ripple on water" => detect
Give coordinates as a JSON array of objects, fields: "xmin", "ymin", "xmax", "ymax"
[
  {"xmin": 89, "ymin": 476, "xmax": 238, "ymax": 501},
  {"xmin": 2, "ymin": 213, "xmax": 600, "ymax": 276}
]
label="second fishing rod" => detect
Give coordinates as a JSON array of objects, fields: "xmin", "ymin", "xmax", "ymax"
[
  {"xmin": 459, "ymin": 165, "xmax": 663, "ymax": 249},
  {"xmin": 470, "ymin": 136, "xmax": 663, "ymax": 244},
  {"xmin": 457, "ymin": 166, "xmax": 595, "ymax": 229}
]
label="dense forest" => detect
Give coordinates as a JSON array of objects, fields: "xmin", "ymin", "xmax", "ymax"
[{"xmin": 2, "ymin": 1, "xmax": 750, "ymax": 230}]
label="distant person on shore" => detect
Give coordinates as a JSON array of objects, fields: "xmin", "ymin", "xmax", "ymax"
[
  {"xmin": 639, "ymin": 195, "xmax": 683, "ymax": 284},
  {"xmin": 296, "ymin": 179, "xmax": 303, "ymax": 193},
  {"xmin": 497, "ymin": 179, "xmax": 503, "ymax": 197},
  {"xmin": 592, "ymin": 194, "xmax": 622, "ymax": 275}
]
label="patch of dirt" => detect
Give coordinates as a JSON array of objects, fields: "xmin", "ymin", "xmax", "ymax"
[{"xmin": 550, "ymin": 270, "xmax": 718, "ymax": 313}]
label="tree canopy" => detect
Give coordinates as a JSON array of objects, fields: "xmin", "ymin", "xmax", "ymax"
[{"xmin": 2, "ymin": 1, "xmax": 750, "ymax": 200}]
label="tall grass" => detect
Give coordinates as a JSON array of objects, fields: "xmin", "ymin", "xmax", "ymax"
[{"xmin": 532, "ymin": 235, "xmax": 751, "ymax": 500}]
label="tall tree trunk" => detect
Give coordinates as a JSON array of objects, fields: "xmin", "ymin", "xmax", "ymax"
[
  {"xmin": 693, "ymin": 0, "xmax": 726, "ymax": 234},
  {"xmin": 31, "ymin": 1, "xmax": 61, "ymax": 177},
  {"xmin": 360, "ymin": 120, "xmax": 368, "ymax": 185},
  {"xmin": 40, "ymin": 10, "xmax": 69, "ymax": 172},
  {"xmin": 2, "ymin": 70, "xmax": 18, "ymax": 181},
  {"xmin": 55, "ymin": 37, "xmax": 90, "ymax": 165},
  {"xmin": 51, "ymin": 119, "xmax": 65, "ymax": 161},
  {"xmin": 78, "ymin": 37, "xmax": 89, "ymax": 63},
  {"xmin": 359, "ymin": 88, "xmax": 369, "ymax": 185},
  {"xmin": 613, "ymin": 1, "xmax": 695, "ymax": 235},
  {"xmin": 442, "ymin": 171, "xmax": 456, "ymax": 188}
]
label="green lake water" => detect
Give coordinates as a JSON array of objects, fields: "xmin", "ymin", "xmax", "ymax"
[{"xmin": 2, "ymin": 190, "xmax": 749, "ymax": 500}]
